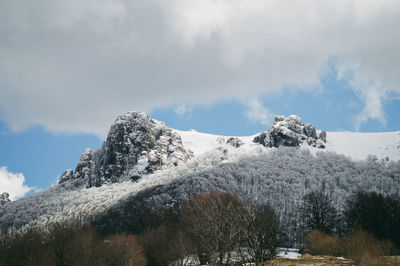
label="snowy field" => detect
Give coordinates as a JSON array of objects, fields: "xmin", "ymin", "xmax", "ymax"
[{"xmin": 177, "ymin": 128, "xmax": 400, "ymax": 161}]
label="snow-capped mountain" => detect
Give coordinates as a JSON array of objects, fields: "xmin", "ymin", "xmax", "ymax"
[
  {"xmin": 59, "ymin": 112, "xmax": 192, "ymax": 187},
  {"xmin": 1, "ymin": 111, "xmax": 399, "ymax": 244},
  {"xmin": 58, "ymin": 112, "xmax": 400, "ymax": 189}
]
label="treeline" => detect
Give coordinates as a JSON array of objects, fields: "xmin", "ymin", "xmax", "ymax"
[
  {"xmin": 96, "ymin": 190, "xmax": 283, "ymax": 265},
  {"xmin": 93, "ymin": 188, "xmax": 400, "ymax": 265},
  {"xmin": 91, "ymin": 148, "xmax": 400, "ymax": 247},
  {"xmin": 1, "ymin": 189, "xmax": 400, "ymax": 265},
  {"xmin": 1, "ymin": 190, "xmax": 283, "ymax": 266},
  {"xmin": 0, "ymin": 223, "xmax": 146, "ymax": 266},
  {"xmin": 1, "ymin": 147, "xmax": 399, "ymax": 242},
  {"xmin": 301, "ymin": 190, "xmax": 400, "ymax": 265}
]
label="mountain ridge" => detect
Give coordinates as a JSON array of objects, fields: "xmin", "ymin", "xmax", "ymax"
[
  {"xmin": 1, "ymin": 111, "xmax": 399, "ymax": 244},
  {"xmin": 58, "ymin": 111, "xmax": 400, "ymax": 189}
]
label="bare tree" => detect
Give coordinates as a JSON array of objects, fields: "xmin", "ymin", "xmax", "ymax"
[
  {"xmin": 300, "ymin": 191, "xmax": 340, "ymax": 234},
  {"xmin": 47, "ymin": 222, "xmax": 75, "ymax": 266},
  {"xmin": 66, "ymin": 224, "xmax": 105, "ymax": 266},
  {"xmin": 180, "ymin": 190, "xmax": 247, "ymax": 265},
  {"xmin": 105, "ymin": 233, "xmax": 146, "ymax": 266},
  {"xmin": 241, "ymin": 203, "xmax": 283, "ymax": 264}
]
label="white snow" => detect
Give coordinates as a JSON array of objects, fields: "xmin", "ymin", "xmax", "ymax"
[
  {"xmin": 5, "ymin": 123, "xmax": 400, "ymax": 233},
  {"xmin": 175, "ymin": 129, "xmax": 226, "ymax": 156},
  {"xmin": 176, "ymin": 128, "xmax": 400, "ymax": 161},
  {"xmin": 277, "ymin": 248, "xmax": 301, "ymax": 259},
  {"xmin": 325, "ymin": 131, "xmax": 400, "ymax": 161}
]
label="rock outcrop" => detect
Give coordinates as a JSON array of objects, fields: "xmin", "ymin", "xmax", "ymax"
[
  {"xmin": 0, "ymin": 193, "xmax": 10, "ymax": 205},
  {"xmin": 253, "ymin": 115, "xmax": 326, "ymax": 148},
  {"xmin": 60, "ymin": 112, "xmax": 192, "ymax": 187},
  {"xmin": 226, "ymin": 137, "xmax": 244, "ymax": 148}
]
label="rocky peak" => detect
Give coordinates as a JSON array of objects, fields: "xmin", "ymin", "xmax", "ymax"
[
  {"xmin": 0, "ymin": 192, "xmax": 10, "ymax": 205},
  {"xmin": 254, "ymin": 115, "xmax": 326, "ymax": 148},
  {"xmin": 60, "ymin": 112, "xmax": 192, "ymax": 187},
  {"xmin": 59, "ymin": 148, "xmax": 94, "ymax": 184},
  {"xmin": 59, "ymin": 169, "xmax": 74, "ymax": 183}
]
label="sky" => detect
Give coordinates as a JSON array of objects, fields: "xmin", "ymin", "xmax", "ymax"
[{"xmin": 0, "ymin": 0, "xmax": 400, "ymax": 199}]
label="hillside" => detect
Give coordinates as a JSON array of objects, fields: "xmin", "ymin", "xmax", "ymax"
[{"xmin": 0, "ymin": 112, "xmax": 399, "ymax": 245}]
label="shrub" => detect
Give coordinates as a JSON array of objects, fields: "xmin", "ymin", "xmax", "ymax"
[
  {"xmin": 347, "ymin": 229, "xmax": 386, "ymax": 266},
  {"xmin": 303, "ymin": 230, "xmax": 346, "ymax": 256}
]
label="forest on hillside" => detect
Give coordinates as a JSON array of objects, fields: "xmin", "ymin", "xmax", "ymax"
[{"xmin": 93, "ymin": 148, "xmax": 400, "ymax": 246}]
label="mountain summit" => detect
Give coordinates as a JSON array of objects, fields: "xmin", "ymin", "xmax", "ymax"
[
  {"xmin": 59, "ymin": 112, "xmax": 329, "ymax": 187},
  {"xmin": 1, "ymin": 111, "xmax": 399, "ymax": 244},
  {"xmin": 58, "ymin": 112, "xmax": 400, "ymax": 189},
  {"xmin": 60, "ymin": 112, "xmax": 192, "ymax": 187}
]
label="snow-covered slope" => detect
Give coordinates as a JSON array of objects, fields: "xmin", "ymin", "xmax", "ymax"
[
  {"xmin": 176, "ymin": 128, "xmax": 400, "ymax": 161},
  {"xmin": 58, "ymin": 112, "xmax": 400, "ymax": 189},
  {"xmin": 1, "ymin": 112, "xmax": 399, "ymax": 235},
  {"xmin": 324, "ymin": 131, "xmax": 400, "ymax": 161}
]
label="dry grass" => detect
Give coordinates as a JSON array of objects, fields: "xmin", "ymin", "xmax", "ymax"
[
  {"xmin": 385, "ymin": 256, "xmax": 400, "ymax": 265},
  {"xmin": 265, "ymin": 254, "xmax": 353, "ymax": 265},
  {"xmin": 193, "ymin": 255, "xmax": 400, "ymax": 265},
  {"xmin": 264, "ymin": 254, "xmax": 400, "ymax": 266}
]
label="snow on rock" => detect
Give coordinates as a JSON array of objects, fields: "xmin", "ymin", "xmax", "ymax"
[
  {"xmin": 59, "ymin": 169, "xmax": 74, "ymax": 183},
  {"xmin": 59, "ymin": 112, "xmax": 192, "ymax": 187},
  {"xmin": 59, "ymin": 112, "xmax": 400, "ymax": 190},
  {"xmin": 0, "ymin": 193, "xmax": 10, "ymax": 205},
  {"xmin": 2, "ymin": 111, "xmax": 400, "ymax": 234},
  {"xmin": 253, "ymin": 115, "xmax": 326, "ymax": 149},
  {"xmin": 226, "ymin": 137, "xmax": 244, "ymax": 148}
]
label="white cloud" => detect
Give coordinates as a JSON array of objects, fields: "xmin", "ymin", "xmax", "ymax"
[
  {"xmin": 0, "ymin": 167, "xmax": 33, "ymax": 200},
  {"xmin": 0, "ymin": 0, "xmax": 399, "ymax": 136},
  {"xmin": 244, "ymin": 98, "xmax": 273, "ymax": 126},
  {"xmin": 354, "ymin": 85, "xmax": 387, "ymax": 130}
]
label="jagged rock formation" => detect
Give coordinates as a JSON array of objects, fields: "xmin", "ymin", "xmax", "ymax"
[
  {"xmin": 254, "ymin": 115, "xmax": 326, "ymax": 148},
  {"xmin": 0, "ymin": 193, "xmax": 10, "ymax": 205},
  {"xmin": 60, "ymin": 113, "xmax": 330, "ymax": 188},
  {"xmin": 59, "ymin": 148, "xmax": 95, "ymax": 184},
  {"xmin": 59, "ymin": 112, "xmax": 192, "ymax": 187},
  {"xmin": 226, "ymin": 137, "xmax": 244, "ymax": 148},
  {"xmin": 59, "ymin": 169, "xmax": 74, "ymax": 183}
]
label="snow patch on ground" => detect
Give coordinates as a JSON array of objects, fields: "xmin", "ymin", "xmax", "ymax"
[{"xmin": 277, "ymin": 248, "xmax": 301, "ymax": 259}]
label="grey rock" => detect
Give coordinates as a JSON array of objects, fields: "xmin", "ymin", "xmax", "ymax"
[
  {"xmin": 60, "ymin": 112, "xmax": 192, "ymax": 187},
  {"xmin": 59, "ymin": 169, "xmax": 74, "ymax": 183},
  {"xmin": 253, "ymin": 115, "xmax": 326, "ymax": 149},
  {"xmin": 75, "ymin": 148, "xmax": 94, "ymax": 184},
  {"xmin": 274, "ymin": 115, "xmax": 285, "ymax": 122},
  {"xmin": 287, "ymin": 120, "xmax": 303, "ymax": 134},
  {"xmin": 0, "ymin": 192, "xmax": 10, "ymax": 205},
  {"xmin": 303, "ymin": 123, "xmax": 317, "ymax": 138},
  {"xmin": 226, "ymin": 137, "xmax": 244, "ymax": 148},
  {"xmin": 319, "ymin": 130, "xmax": 327, "ymax": 143}
]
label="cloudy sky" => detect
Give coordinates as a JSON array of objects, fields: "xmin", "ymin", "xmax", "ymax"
[{"xmin": 1, "ymin": 0, "xmax": 399, "ymax": 198}]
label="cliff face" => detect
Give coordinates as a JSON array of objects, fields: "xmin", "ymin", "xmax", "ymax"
[
  {"xmin": 253, "ymin": 115, "xmax": 326, "ymax": 148},
  {"xmin": 59, "ymin": 112, "xmax": 192, "ymax": 187},
  {"xmin": 59, "ymin": 113, "xmax": 329, "ymax": 188}
]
